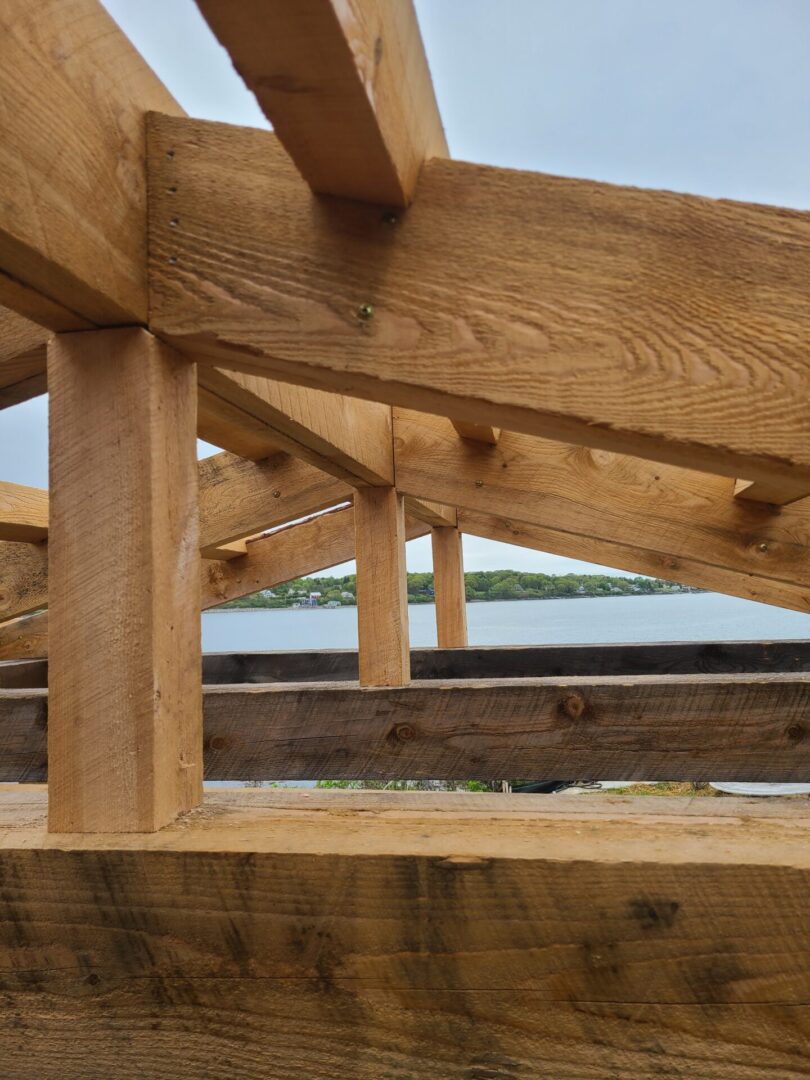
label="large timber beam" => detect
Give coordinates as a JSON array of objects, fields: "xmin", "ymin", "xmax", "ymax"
[
  {"xmin": 4, "ymin": 671, "xmax": 810, "ymax": 784},
  {"xmin": 395, "ymin": 411, "xmax": 810, "ymax": 613},
  {"xmin": 196, "ymin": 0, "xmax": 447, "ymax": 207},
  {"xmin": 0, "ymin": 308, "xmax": 49, "ymax": 409},
  {"xmin": 1, "ymin": 788, "xmax": 809, "ymax": 1075},
  {"xmin": 148, "ymin": 112, "xmax": 810, "ymax": 489},
  {"xmin": 0, "ymin": 483, "xmax": 48, "ymax": 542}
]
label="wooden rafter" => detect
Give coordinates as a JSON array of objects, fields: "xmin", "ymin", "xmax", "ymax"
[
  {"xmin": 148, "ymin": 112, "xmax": 810, "ymax": 489},
  {"xmin": 394, "ymin": 411, "xmax": 810, "ymax": 613},
  {"xmin": 0, "ymin": 482, "xmax": 48, "ymax": 542}
]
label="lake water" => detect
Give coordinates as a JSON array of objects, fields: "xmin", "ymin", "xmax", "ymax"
[{"xmin": 203, "ymin": 592, "xmax": 810, "ymax": 652}]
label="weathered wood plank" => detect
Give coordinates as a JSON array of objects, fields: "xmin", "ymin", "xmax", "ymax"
[
  {"xmin": 7, "ymin": 638, "xmax": 810, "ymax": 689},
  {"xmin": 196, "ymin": 0, "xmax": 447, "ymax": 207},
  {"xmin": 149, "ymin": 113, "xmax": 810, "ymax": 487},
  {"xmin": 5, "ymin": 673, "xmax": 810, "ymax": 782},
  {"xmin": 0, "ymin": 0, "xmax": 181, "ymax": 326},
  {"xmin": 48, "ymin": 328, "xmax": 202, "ymax": 832},
  {"xmin": 354, "ymin": 487, "xmax": 410, "ymax": 686},
  {"xmin": 431, "ymin": 527, "xmax": 467, "ymax": 648},
  {"xmin": 0, "ymin": 541, "xmax": 48, "ymax": 621},
  {"xmin": 394, "ymin": 410, "xmax": 810, "ymax": 612},
  {"xmin": 2, "ymin": 788, "xmax": 810, "ymax": 1080},
  {"xmin": 0, "ymin": 482, "xmax": 48, "ymax": 542}
]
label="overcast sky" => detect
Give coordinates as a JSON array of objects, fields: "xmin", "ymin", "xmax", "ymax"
[{"xmin": 4, "ymin": 0, "xmax": 808, "ymax": 576}]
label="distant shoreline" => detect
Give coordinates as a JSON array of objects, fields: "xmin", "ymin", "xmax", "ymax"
[{"xmin": 211, "ymin": 592, "xmax": 703, "ymax": 613}]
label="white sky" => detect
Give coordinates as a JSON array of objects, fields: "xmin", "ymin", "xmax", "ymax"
[{"xmin": 3, "ymin": 0, "xmax": 808, "ymax": 577}]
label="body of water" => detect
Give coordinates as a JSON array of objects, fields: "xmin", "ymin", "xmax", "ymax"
[{"xmin": 203, "ymin": 592, "xmax": 810, "ymax": 653}]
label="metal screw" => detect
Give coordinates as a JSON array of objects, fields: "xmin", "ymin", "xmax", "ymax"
[
  {"xmin": 475, "ymin": 479, "xmax": 484, "ymax": 488},
  {"xmin": 272, "ymin": 489, "xmax": 281, "ymax": 499},
  {"xmin": 167, "ymin": 255, "xmax": 177, "ymax": 264},
  {"xmin": 166, "ymin": 148, "xmax": 175, "ymax": 159},
  {"xmin": 357, "ymin": 303, "xmax": 375, "ymax": 320},
  {"xmin": 169, "ymin": 217, "xmax": 179, "ymax": 227},
  {"xmin": 381, "ymin": 211, "xmax": 398, "ymax": 225},
  {"xmin": 758, "ymin": 542, "xmax": 769, "ymax": 553}
]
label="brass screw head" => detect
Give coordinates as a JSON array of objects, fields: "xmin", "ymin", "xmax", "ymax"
[
  {"xmin": 357, "ymin": 303, "xmax": 375, "ymax": 320},
  {"xmin": 475, "ymin": 479, "xmax": 484, "ymax": 488},
  {"xmin": 758, "ymin": 542, "xmax": 769, "ymax": 553},
  {"xmin": 272, "ymin": 489, "xmax": 281, "ymax": 499}
]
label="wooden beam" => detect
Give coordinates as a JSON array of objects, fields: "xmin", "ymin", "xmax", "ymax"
[
  {"xmin": 6, "ymin": 671, "xmax": 810, "ymax": 783},
  {"xmin": 395, "ymin": 411, "xmax": 810, "ymax": 613},
  {"xmin": 196, "ymin": 0, "xmax": 447, "ymax": 207},
  {"xmin": 48, "ymin": 328, "xmax": 201, "ymax": 833},
  {"xmin": 1, "ymin": 789, "xmax": 810, "ymax": 1074},
  {"xmin": 431, "ymin": 527, "xmax": 467, "ymax": 648},
  {"xmin": 0, "ymin": 541, "xmax": 48, "ymax": 622},
  {"xmin": 452, "ymin": 421, "xmax": 501, "ymax": 445},
  {"xmin": 198, "ymin": 368, "xmax": 394, "ymax": 485},
  {"xmin": 354, "ymin": 487, "xmax": 410, "ymax": 686},
  {"xmin": 403, "ymin": 496, "xmax": 456, "ymax": 528},
  {"xmin": 148, "ymin": 113, "xmax": 810, "ymax": 489},
  {"xmin": 0, "ymin": 483, "xmax": 48, "ymax": 543},
  {"xmin": 0, "ymin": 0, "xmax": 182, "ymax": 327},
  {"xmin": 0, "ymin": 612, "xmax": 48, "ymax": 662},
  {"xmin": 734, "ymin": 476, "xmax": 810, "ymax": 506},
  {"xmin": 0, "ymin": 308, "xmax": 48, "ymax": 409}
]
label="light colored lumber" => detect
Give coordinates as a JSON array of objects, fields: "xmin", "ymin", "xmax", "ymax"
[
  {"xmin": 48, "ymin": 328, "xmax": 201, "ymax": 833},
  {"xmin": 0, "ymin": 483, "xmax": 48, "ymax": 542},
  {"xmin": 395, "ymin": 410, "xmax": 810, "ymax": 613},
  {"xmin": 200, "ymin": 538, "xmax": 249, "ymax": 561},
  {"xmin": 431, "ymin": 526, "xmax": 467, "ymax": 648},
  {"xmin": 734, "ymin": 476, "xmax": 810, "ymax": 506},
  {"xmin": 452, "ymin": 421, "xmax": 501, "ymax": 444},
  {"xmin": 0, "ymin": 308, "xmax": 48, "ymax": 408},
  {"xmin": 1, "ymin": 790, "xmax": 810, "ymax": 1077},
  {"xmin": 0, "ymin": 541, "xmax": 48, "ymax": 621},
  {"xmin": 149, "ymin": 113, "xmax": 810, "ymax": 489},
  {"xmin": 0, "ymin": 612, "xmax": 48, "ymax": 661},
  {"xmin": 202, "ymin": 506, "xmax": 429, "ymax": 610},
  {"xmin": 354, "ymin": 487, "xmax": 410, "ymax": 686},
  {"xmin": 0, "ymin": 0, "xmax": 181, "ymax": 327},
  {"xmin": 198, "ymin": 450, "xmax": 351, "ymax": 550},
  {"xmin": 196, "ymin": 0, "xmax": 447, "ymax": 207},
  {"xmin": 403, "ymin": 496, "xmax": 457, "ymax": 527}
]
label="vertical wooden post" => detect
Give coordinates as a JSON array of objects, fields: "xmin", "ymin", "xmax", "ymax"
[
  {"xmin": 48, "ymin": 328, "xmax": 202, "ymax": 832},
  {"xmin": 354, "ymin": 487, "xmax": 410, "ymax": 686},
  {"xmin": 431, "ymin": 527, "xmax": 468, "ymax": 648}
]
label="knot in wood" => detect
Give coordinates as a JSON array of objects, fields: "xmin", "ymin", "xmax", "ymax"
[
  {"xmin": 787, "ymin": 724, "xmax": 805, "ymax": 743},
  {"xmin": 560, "ymin": 692, "xmax": 587, "ymax": 721},
  {"xmin": 209, "ymin": 735, "xmax": 228, "ymax": 751},
  {"xmin": 394, "ymin": 723, "xmax": 416, "ymax": 742}
]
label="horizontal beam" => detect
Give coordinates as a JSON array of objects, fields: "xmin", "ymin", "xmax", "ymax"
[
  {"xmin": 148, "ymin": 113, "xmax": 810, "ymax": 488},
  {"xmin": 8, "ymin": 637, "xmax": 810, "ymax": 690},
  {"xmin": 0, "ymin": 613, "xmax": 48, "ymax": 662},
  {"xmin": 395, "ymin": 411, "xmax": 810, "ymax": 612},
  {"xmin": 0, "ymin": 0, "xmax": 181, "ymax": 327},
  {"xmin": 3, "ymin": 672, "xmax": 810, "ymax": 783},
  {"xmin": 196, "ymin": 0, "xmax": 447, "ymax": 207},
  {"xmin": 0, "ymin": 308, "xmax": 48, "ymax": 409},
  {"xmin": 1, "ymin": 788, "xmax": 809, "ymax": 1073},
  {"xmin": 0, "ymin": 483, "xmax": 48, "ymax": 542},
  {"xmin": 403, "ymin": 496, "xmax": 456, "ymax": 528}
]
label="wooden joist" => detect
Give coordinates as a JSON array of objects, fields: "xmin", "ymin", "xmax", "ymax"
[
  {"xmin": 48, "ymin": 328, "xmax": 202, "ymax": 832},
  {"xmin": 395, "ymin": 411, "xmax": 810, "ymax": 613},
  {"xmin": 1, "ymin": 788, "xmax": 809, "ymax": 1075},
  {"xmin": 734, "ymin": 476, "xmax": 810, "ymax": 506},
  {"xmin": 148, "ymin": 112, "xmax": 810, "ymax": 489},
  {"xmin": 0, "ymin": 613, "xmax": 47, "ymax": 663},
  {"xmin": 4, "ymin": 671, "xmax": 810, "ymax": 783},
  {"xmin": 196, "ymin": 0, "xmax": 447, "ymax": 207},
  {"xmin": 0, "ymin": 308, "xmax": 48, "ymax": 409}
]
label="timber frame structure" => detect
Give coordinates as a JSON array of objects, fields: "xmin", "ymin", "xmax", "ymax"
[{"xmin": 1, "ymin": 2, "xmax": 810, "ymax": 1075}]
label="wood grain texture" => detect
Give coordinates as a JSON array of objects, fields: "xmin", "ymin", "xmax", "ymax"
[
  {"xmin": 5, "ymin": 672, "xmax": 810, "ymax": 783},
  {"xmin": 431, "ymin": 526, "xmax": 467, "ymax": 648},
  {"xmin": 0, "ymin": 308, "xmax": 48, "ymax": 408},
  {"xmin": 198, "ymin": 367, "xmax": 394, "ymax": 485},
  {"xmin": 0, "ymin": 482, "xmax": 48, "ymax": 542},
  {"xmin": 47, "ymin": 329, "xmax": 201, "ymax": 832},
  {"xmin": 403, "ymin": 495, "xmax": 456, "ymax": 527},
  {"xmin": 196, "ymin": 0, "xmax": 447, "ymax": 207},
  {"xmin": 0, "ymin": 0, "xmax": 181, "ymax": 326},
  {"xmin": 198, "ymin": 450, "xmax": 351, "ymax": 549},
  {"xmin": 2, "ymin": 789, "xmax": 810, "ymax": 1078},
  {"xmin": 452, "ymin": 421, "xmax": 501, "ymax": 444},
  {"xmin": 8, "ymin": 638, "xmax": 810, "ymax": 689},
  {"xmin": 734, "ymin": 476, "xmax": 810, "ymax": 506},
  {"xmin": 202, "ymin": 506, "xmax": 429, "ymax": 611},
  {"xmin": 354, "ymin": 487, "xmax": 410, "ymax": 686},
  {"xmin": 0, "ymin": 612, "xmax": 48, "ymax": 661},
  {"xmin": 149, "ymin": 113, "xmax": 810, "ymax": 487},
  {"xmin": 0, "ymin": 540, "xmax": 48, "ymax": 620},
  {"xmin": 394, "ymin": 410, "xmax": 810, "ymax": 612}
]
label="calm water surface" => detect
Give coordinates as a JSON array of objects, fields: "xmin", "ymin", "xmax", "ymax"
[{"xmin": 202, "ymin": 592, "xmax": 810, "ymax": 652}]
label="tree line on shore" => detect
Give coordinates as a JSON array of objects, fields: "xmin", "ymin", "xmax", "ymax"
[{"xmin": 221, "ymin": 569, "xmax": 702, "ymax": 609}]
